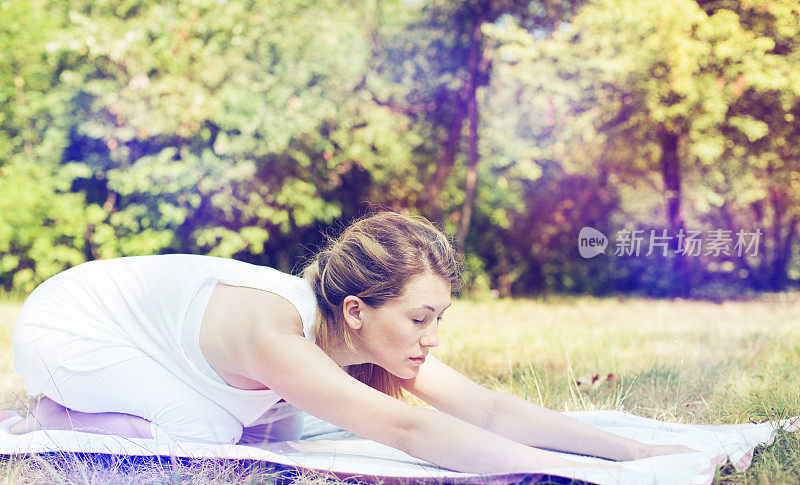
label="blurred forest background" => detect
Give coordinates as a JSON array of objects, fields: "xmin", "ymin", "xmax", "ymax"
[{"xmin": 1, "ymin": 0, "xmax": 798, "ymax": 298}]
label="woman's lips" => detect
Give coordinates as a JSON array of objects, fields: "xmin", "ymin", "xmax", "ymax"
[{"xmin": 410, "ymin": 356, "xmax": 426, "ymax": 363}]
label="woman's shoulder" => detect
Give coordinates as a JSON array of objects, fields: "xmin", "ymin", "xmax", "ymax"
[
  {"xmin": 206, "ymin": 283, "xmax": 306, "ymax": 338},
  {"xmin": 253, "ymin": 287, "xmax": 308, "ymax": 336}
]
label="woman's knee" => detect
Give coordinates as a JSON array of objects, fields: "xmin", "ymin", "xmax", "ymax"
[
  {"xmin": 267, "ymin": 412, "xmax": 305, "ymax": 442},
  {"xmin": 238, "ymin": 412, "xmax": 303, "ymax": 445},
  {"xmin": 156, "ymin": 419, "xmax": 243, "ymax": 444},
  {"xmin": 149, "ymin": 399, "xmax": 243, "ymax": 444}
]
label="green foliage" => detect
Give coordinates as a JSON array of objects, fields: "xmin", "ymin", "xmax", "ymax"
[
  {"xmin": 60, "ymin": 0, "xmax": 370, "ymax": 259},
  {"xmin": 0, "ymin": 0, "xmax": 798, "ymax": 295},
  {"xmin": 0, "ymin": 0, "xmax": 92, "ymax": 291},
  {"xmin": 0, "ymin": 159, "xmax": 94, "ymax": 291},
  {"xmin": 483, "ymin": 0, "xmax": 800, "ymax": 294}
]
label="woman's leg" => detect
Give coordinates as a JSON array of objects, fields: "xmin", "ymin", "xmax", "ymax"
[
  {"xmin": 239, "ymin": 411, "xmax": 304, "ymax": 445},
  {"xmin": 10, "ymin": 355, "xmax": 244, "ymax": 444},
  {"xmin": 8, "ymin": 396, "xmax": 152, "ymax": 438}
]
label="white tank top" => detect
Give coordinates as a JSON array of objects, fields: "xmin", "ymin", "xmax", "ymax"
[
  {"xmin": 179, "ymin": 273, "xmax": 318, "ymax": 426},
  {"xmin": 18, "ymin": 254, "xmax": 319, "ymax": 427}
]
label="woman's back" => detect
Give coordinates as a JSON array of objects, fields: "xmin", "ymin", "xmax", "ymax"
[{"xmin": 199, "ymin": 281, "xmax": 312, "ymax": 391}]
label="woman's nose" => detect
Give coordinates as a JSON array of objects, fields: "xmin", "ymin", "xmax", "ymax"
[{"xmin": 420, "ymin": 323, "xmax": 439, "ymax": 348}]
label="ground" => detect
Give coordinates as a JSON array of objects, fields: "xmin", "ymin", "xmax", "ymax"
[{"xmin": 1, "ymin": 293, "xmax": 799, "ymax": 484}]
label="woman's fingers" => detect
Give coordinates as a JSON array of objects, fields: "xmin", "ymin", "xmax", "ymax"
[
  {"xmin": 642, "ymin": 443, "xmax": 700, "ymax": 458},
  {"xmin": 660, "ymin": 444, "xmax": 699, "ymax": 455}
]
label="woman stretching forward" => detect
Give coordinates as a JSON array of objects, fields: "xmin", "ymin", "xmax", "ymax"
[{"xmin": 2, "ymin": 211, "xmax": 692, "ymax": 474}]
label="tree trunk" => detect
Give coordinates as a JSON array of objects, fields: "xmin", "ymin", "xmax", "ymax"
[
  {"xmin": 457, "ymin": 72, "xmax": 479, "ymax": 254},
  {"xmin": 720, "ymin": 189, "xmax": 797, "ymax": 292},
  {"xmin": 659, "ymin": 128, "xmax": 690, "ymax": 296},
  {"xmin": 769, "ymin": 216, "xmax": 797, "ymax": 290},
  {"xmin": 766, "ymin": 182, "xmax": 797, "ymax": 290},
  {"xmin": 427, "ymin": 90, "xmax": 468, "ymax": 226},
  {"xmin": 455, "ymin": 17, "xmax": 485, "ymax": 254},
  {"xmin": 721, "ymin": 203, "xmax": 765, "ymax": 290},
  {"xmin": 427, "ymin": 14, "xmax": 485, "ymax": 229}
]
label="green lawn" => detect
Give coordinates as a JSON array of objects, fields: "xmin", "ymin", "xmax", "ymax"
[{"xmin": 2, "ymin": 294, "xmax": 799, "ymax": 484}]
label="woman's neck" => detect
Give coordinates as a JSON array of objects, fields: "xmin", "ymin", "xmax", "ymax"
[{"xmin": 323, "ymin": 334, "xmax": 371, "ymax": 368}]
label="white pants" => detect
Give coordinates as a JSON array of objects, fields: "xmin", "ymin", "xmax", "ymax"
[{"xmin": 14, "ymin": 326, "xmax": 303, "ymax": 444}]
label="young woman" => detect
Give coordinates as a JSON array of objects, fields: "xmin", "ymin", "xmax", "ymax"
[{"xmin": 1, "ymin": 211, "xmax": 693, "ymax": 475}]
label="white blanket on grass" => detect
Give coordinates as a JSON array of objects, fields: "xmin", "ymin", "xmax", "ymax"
[{"xmin": 1, "ymin": 410, "xmax": 797, "ymax": 485}]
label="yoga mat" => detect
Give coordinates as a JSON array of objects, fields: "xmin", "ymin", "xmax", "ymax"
[{"xmin": 1, "ymin": 409, "xmax": 797, "ymax": 485}]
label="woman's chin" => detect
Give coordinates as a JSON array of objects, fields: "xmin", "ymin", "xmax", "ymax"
[{"xmin": 387, "ymin": 365, "xmax": 418, "ymax": 379}]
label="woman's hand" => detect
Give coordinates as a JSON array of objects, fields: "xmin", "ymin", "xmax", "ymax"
[{"xmin": 630, "ymin": 443, "xmax": 699, "ymax": 460}]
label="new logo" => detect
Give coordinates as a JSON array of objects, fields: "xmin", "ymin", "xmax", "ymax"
[{"xmin": 578, "ymin": 227, "xmax": 608, "ymax": 259}]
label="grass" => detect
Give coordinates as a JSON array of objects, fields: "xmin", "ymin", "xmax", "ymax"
[{"xmin": 2, "ymin": 293, "xmax": 800, "ymax": 484}]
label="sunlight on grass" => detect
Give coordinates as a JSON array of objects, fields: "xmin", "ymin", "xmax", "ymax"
[
  {"xmin": 0, "ymin": 301, "xmax": 24, "ymax": 413},
  {"xmin": 2, "ymin": 293, "xmax": 799, "ymax": 483}
]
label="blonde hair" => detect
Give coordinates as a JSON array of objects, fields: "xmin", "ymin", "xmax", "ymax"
[{"xmin": 301, "ymin": 211, "xmax": 463, "ymax": 398}]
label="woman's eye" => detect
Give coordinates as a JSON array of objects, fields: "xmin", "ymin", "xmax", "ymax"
[{"xmin": 412, "ymin": 318, "xmax": 425, "ymax": 324}]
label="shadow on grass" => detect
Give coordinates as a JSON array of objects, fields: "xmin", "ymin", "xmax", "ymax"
[
  {"xmin": 0, "ymin": 452, "xmax": 303, "ymax": 484},
  {"xmin": 0, "ymin": 452, "xmax": 610, "ymax": 485}
]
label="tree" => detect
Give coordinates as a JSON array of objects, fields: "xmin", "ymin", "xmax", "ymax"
[
  {"xmin": 695, "ymin": 0, "xmax": 800, "ymax": 290},
  {"xmin": 485, "ymin": 0, "xmax": 799, "ymax": 294},
  {"xmin": 0, "ymin": 0, "xmax": 96, "ymax": 292},
  {"xmin": 59, "ymin": 0, "xmax": 370, "ymax": 264}
]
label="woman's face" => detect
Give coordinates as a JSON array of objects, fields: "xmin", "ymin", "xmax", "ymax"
[{"xmin": 352, "ymin": 272, "xmax": 452, "ymax": 379}]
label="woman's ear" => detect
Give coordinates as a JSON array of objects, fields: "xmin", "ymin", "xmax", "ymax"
[{"xmin": 342, "ymin": 296, "xmax": 365, "ymax": 330}]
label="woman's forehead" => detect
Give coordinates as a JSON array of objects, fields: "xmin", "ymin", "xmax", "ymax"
[{"xmin": 397, "ymin": 273, "xmax": 451, "ymax": 307}]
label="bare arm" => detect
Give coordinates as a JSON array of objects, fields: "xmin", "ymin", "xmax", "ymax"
[
  {"xmin": 397, "ymin": 403, "xmax": 611, "ymax": 473},
  {"xmin": 484, "ymin": 392, "xmax": 642, "ymax": 460},
  {"xmin": 244, "ymin": 328, "xmax": 615, "ymax": 474},
  {"xmin": 486, "ymin": 392, "xmax": 697, "ymax": 460},
  {"xmin": 400, "ymin": 355, "xmax": 693, "ymax": 461}
]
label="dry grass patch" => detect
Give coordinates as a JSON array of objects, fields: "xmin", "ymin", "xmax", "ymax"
[{"xmin": 2, "ymin": 293, "xmax": 799, "ymax": 484}]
